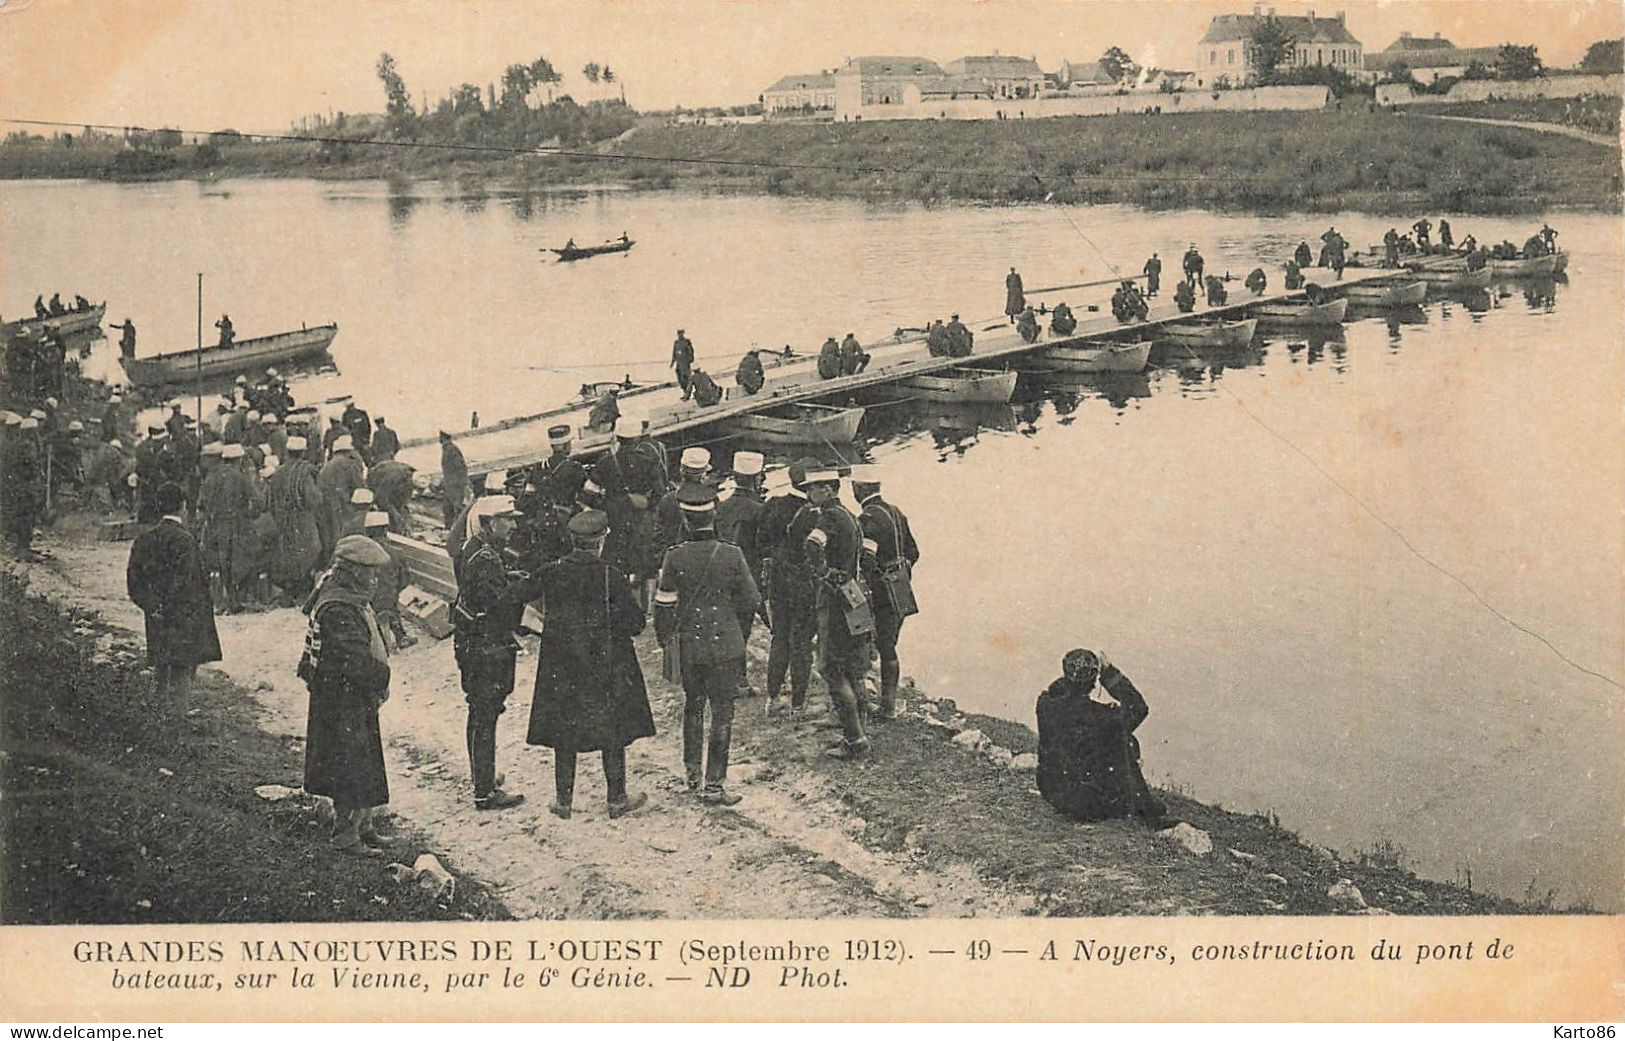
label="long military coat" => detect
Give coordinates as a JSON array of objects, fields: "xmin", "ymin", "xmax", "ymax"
[
  {"xmin": 526, "ymin": 552, "xmax": 654, "ymax": 753},
  {"xmin": 126, "ymin": 518, "xmax": 222, "ymax": 668},
  {"xmin": 197, "ymin": 464, "xmax": 260, "ymax": 580},
  {"xmin": 1036, "ymin": 668, "xmax": 1160, "ymax": 823},
  {"xmin": 300, "ymin": 584, "xmax": 391, "ymax": 810},
  {"xmin": 267, "ymin": 458, "xmax": 323, "ymax": 586}
]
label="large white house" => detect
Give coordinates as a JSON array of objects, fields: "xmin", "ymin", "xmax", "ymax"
[
  {"xmin": 1194, "ymin": 7, "xmax": 1363, "ymax": 87},
  {"xmin": 833, "ymin": 56, "xmax": 944, "ymax": 116},
  {"xmin": 941, "ymin": 55, "xmax": 1045, "ymax": 99},
  {"xmin": 761, "ymin": 73, "xmax": 837, "ymax": 114},
  {"xmin": 1365, "ymin": 32, "xmax": 1502, "ymax": 84}
]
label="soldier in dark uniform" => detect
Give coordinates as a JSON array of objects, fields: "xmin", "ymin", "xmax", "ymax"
[
  {"xmin": 1004, "ymin": 267, "xmax": 1025, "ymax": 322},
  {"xmin": 656, "ymin": 446, "xmax": 713, "ymax": 554},
  {"xmin": 214, "ymin": 314, "xmax": 235, "ymax": 349},
  {"xmin": 48, "ymin": 293, "xmax": 65, "ymax": 316},
  {"xmin": 364, "ymin": 511, "xmax": 416, "ymax": 649},
  {"xmin": 716, "ymin": 450, "xmax": 767, "ymax": 699},
  {"xmin": 1204, "ymin": 274, "xmax": 1228, "ymax": 307},
  {"xmin": 670, "ymin": 328, "xmax": 695, "ymax": 399},
  {"xmin": 34, "ymin": 295, "xmax": 48, "ymax": 319},
  {"xmin": 758, "ymin": 460, "xmax": 817, "ymax": 714},
  {"xmin": 1284, "ymin": 258, "xmax": 1305, "ymax": 290},
  {"xmin": 594, "ymin": 416, "xmax": 668, "ymax": 610},
  {"xmin": 525, "ymin": 509, "xmax": 654, "ymax": 819},
  {"xmin": 1036, "ymin": 648, "xmax": 1167, "ymax": 826},
  {"xmin": 452, "ymin": 495, "xmax": 531, "ymax": 810},
  {"xmin": 689, "ymin": 367, "xmax": 723, "ymax": 407},
  {"xmin": 1142, "ymin": 253, "xmax": 1162, "ymax": 296},
  {"xmin": 1244, "ymin": 267, "xmax": 1267, "ymax": 295},
  {"xmin": 370, "ymin": 416, "xmax": 400, "ymax": 462},
  {"xmin": 654, "ymin": 482, "xmax": 761, "ymax": 803},
  {"xmin": 817, "ymin": 336, "xmax": 841, "ymax": 379},
  {"xmin": 4, "ymin": 418, "xmax": 45, "ymax": 559},
  {"xmin": 1438, "ymin": 219, "xmax": 1454, "ymax": 252},
  {"xmin": 1412, "ymin": 218, "xmax": 1431, "ymax": 252},
  {"xmin": 853, "ymin": 467, "xmax": 919, "ymax": 721},
  {"xmin": 367, "ymin": 458, "xmax": 416, "ymax": 533},
  {"xmin": 802, "ymin": 467, "xmax": 872, "ymax": 758},
  {"xmin": 1293, "ymin": 241, "xmax": 1313, "ymax": 269},
  {"xmin": 945, "ymin": 314, "xmax": 973, "ymax": 357},
  {"xmin": 735, "ymin": 349, "xmax": 765, "ymax": 396},
  {"xmin": 926, "ymin": 319, "xmax": 951, "ymax": 357},
  {"xmin": 1383, "ymin": 228, "xmax": 1400, "ymax": 267},
  {"xmin": 1015, "ymin": 307, "xmax": 1040, "ymax": 343},
  {"xmin": 1181, "ymin": 245, "xmax": 1204, "ymax": 287},
  {"xmin": 133, "ymin": 426, "xmax": 168, "ymax": 523},
  {"xmin": 538, "ymin": 424, "xmax": 587, "ymax": 505},
  {"xmin": 1049, "ymin": 302, "xmax": 1077, "ymax": 336},
  {"xmin": 839, "ymin": 333, "xmax": 870, "ymax": 376},
  {"xmin": 297, "ymin": 534, "xmax": 398, "ymax": 855},
  {"xmin": 587, "ymin": 388, "xmax": 621, "ymax": 433},
  {"xmin": 127, "ymin": 483, "xmax": 221, "ymax": 695}
]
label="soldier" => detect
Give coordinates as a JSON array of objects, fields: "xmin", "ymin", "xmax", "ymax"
[
  {"xmin": 656, "ymin": 447, "xmax": 713, "ymax": 553},
  {"xmin": 689, "ymin": 367, "xmax": 723, "ymax": 407},
  {"xmin": 85, "ymin": 437, "xmax": 130, "ymax": 513},
  {"xmin": 654, "ymin": 482, "xmax": 761, "ymax": 803},
  {"xmin": 1004, "ymin": 267, "xmax": 1026, "ymax": 322},
  {"xmin": 587, "ymin": 387, "xmax": 621, "ymax": 433},
  {"xmin": 526, "ymin": 509, "xmax": 654, "ymax": 819},
  {"xmin": 757, "ymin": 460, "xmax": 817, "ymax": 715},
  {"xmin": 817, "ymin": 336, "xmax": 841, "ymax": 380},
  {"xmin": 367, "ymin": 458, "xmax": 416, "ymax": 533},
  {"xmin": 1384, "ymin": 228, "xmax": 1400, "ymax": 267},
  {"xmin": 172, "ymin": 415, "xmax": 202, "ymax": 513},
  {"xmin": 452, "ymin": 495, "xmax": 531, "ymax": 810},
  {"xmin": 47, "ymin": 292, "xmax": 65, "ymax": 316},
  {"xmin": 1293, "ymin": 241, "xmax": 1313, "ymax": 269},
  {"xmin": 268, "ymin": 435, "xmax": 324, "ymax": 604},
  {"xmin": 1181, "ymin": 244, "xmax": 1204, "ymax": 287},
  {"xmin": 439, "ymin": 430, "xmax": 469, "ymax": 529},
  {"xmin": 801, "ymin": 467, "xmax": 872, "ymax": 759},
  {"xmin": 1245, "ymin": 268, "xmax": 1267, "ymax": 295},
  {"xmin": 364, "ymin": 511, "xmax": 416, "ymax": 649},
  {"xmin": 297, "ymin": 534, "xmax": 398, "ymax": 855},
  {"xmin": 1036, "ymin": 649, "xmax": 1166, "ymax": 826},
  {"xmin": 945, "ymin": 314, "xmax": 973, "ymax": 357},
  {"xmin": 198, "ymin": 443, "xmax": 259, "ymax": 613},
  {"xmin": 1049, "ymin": 301, "xmax": 1077, "ymax": 337},
  {"xmin": 594, "ymin": 416, "xmax": 668, "ymax": 611},
  {"xmin": 1412, "ymin": 217, "xmax": 1431, "ymax": 252},
  {"xmin": 370, "ymin": 416, "xmax": 399, "ymax": 462},
  {"xmin": 340, "ymin": 400, "xmax": 373, "ymax": 462},
  {"xmin": 538, "ymin": 424, "xmax": 587, "ymax": 505},
  {"xmin": 340, "ymin": 487, "xmax": 376, "ymax": 539},
  {"xmin": 1540, "ymin": 223, "xmax": 1558, "ymax": 253},
  {"xmin": 1016, "ymin": 306, "xmax": 1040, "ymax": 343},
  {"xmin": 735, "ymin": 349, "xmax": 765, "ymax": 396},
  {"xmin": 4, "ymin": 417, "xmax": 45, "ymax": 559},
  {"xmin": 716, "ymin": 450, "xmax": 768, "ymax": 700},
  {"xmin": 447, "ymin": 471, "xmax": 508, "ymax": 583},
  {"xmin": 839, "ymin": 332, "xmax": 870, "ymax": 376},
  {"xmin": 1143, "ymin": 253, "xmax": 1162, "ymax": 296},
  {"xmin": 1204, "ymin": 274, "xmax": 1228, "ymax": 307},
  {"xmin": 317, "ymin": 433, "xmax": 366, "ymax": 561},
  {"xmin": 853, "ymin": 467, "xmax": 919, "ymax": 721},
  {"xmin": 133, "ymin": 425, "xmax": 168, "ymax": 523},
  {"xmin": 1438, "ymin": 219, "xmax": 1454, "ymax": 252},
  {"xmin": 262, "ymin": 413, "xmax": 287, "ymax": 464},
  {"xmin": 671, "ymin": 328, "xmax": 695, "ymax": 399},
  {"xmin": 1284, "ymin": 257, "xmax": 1305, "ymax": 290},
  {"xmin": 127, "ymin": 483, "xmax": 222, "ymax": 696},
  {"xmin": 926, "ymin": 319, "xmax": 951, "ymax": 357},
  {"xmin": 214, "ymin": 314, "xmax": 235, "ymax": 349}
]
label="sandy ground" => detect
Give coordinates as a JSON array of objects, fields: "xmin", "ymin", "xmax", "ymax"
[{"xmin": 21, "ymin": 518, "xmax": 1028, "ymax": 920}]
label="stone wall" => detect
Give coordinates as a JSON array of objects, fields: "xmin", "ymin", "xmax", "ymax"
[
  {"xmin": 1377, "ymin": 73, "xmax": 1622, "ymax": 107},
  {"xmin": 840, "ymin": 84, "xmax": 1331, "ymax": 123}
]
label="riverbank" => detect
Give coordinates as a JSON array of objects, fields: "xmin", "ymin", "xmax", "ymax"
[
  {"xmin": 2, "ymin": 512, "xmax": 1545, "ymax": 921},
  {"xmin": 3, "ymin": 109, "xmax": 1618, "ymax": 214}
]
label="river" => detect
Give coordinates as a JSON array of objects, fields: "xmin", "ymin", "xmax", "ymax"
[{"xmin": 3, "ymin": 177, "xmax": 1620, "ymax": 910}]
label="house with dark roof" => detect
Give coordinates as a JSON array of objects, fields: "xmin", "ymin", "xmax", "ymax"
[
  {"xmin": 761, "ymin": 72, "xmax": 837, "ymax": 114},
  {"xmin": 1057, "ymin": 59, "xmax": 1118, "ymax": 89},
  {"xmin": 902, "ymin": 77, "xmax": 996, "ymax": 104},
  {"xmin": 942, "ymin": 55, "xmax": 1045, "ymax": 99},
  {"xmin": 1194, "ymin": 6, "xmax": 1363, "ymax": 87},
  {"xmin": 833, "ymin": 56, "xmax": 944, "ymax": 116},
  {"xmin": 1365, "ymin": 32, "xmax": 1503, "ymax": 84}
]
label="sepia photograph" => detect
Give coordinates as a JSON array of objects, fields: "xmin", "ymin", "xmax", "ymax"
[{"xmin": 0, "ymin": 0, "xmax": 1621, "ymax": 1023}]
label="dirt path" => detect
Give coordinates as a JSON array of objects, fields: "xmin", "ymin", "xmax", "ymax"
[
  {"xmin": 1410, "ymin": 112, "xmax": 1619, "ymax": 149},
  {"xmin": 21, "ymin": 520, "xmax": 1026, "ymax": 920}
]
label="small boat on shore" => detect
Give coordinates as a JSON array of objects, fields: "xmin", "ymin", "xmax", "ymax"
[
  {"xmin": 547, "ymin": 238, "xmax": 635, "ymax": 262},
  {"xmin": 894, "ymin": 366, "xmax": 1018, "ymax": 404},
  {"xmin": 1411, "ymin": 264, "xmax": 1492, "ymax": 289},
  {"xmin": 724, "ymin": 402, "xmax": 865, "ymax": 445},
  {"xmin": 4, "ymin": 302, "xmax": 106, "ymax": 339},
  {"xmin": 1489, "ymin": 254, "xmax": 1558, "ymax": 278},
  {"xmin": 1033, "ymin": 340, "xmax": 1152, "ymax": 374},
  {"xmin": 122, "ymin": 323, "xmax": 338, "ymax": 388},
  {"xmin": 1342, "ymin": 281, "xmax": 1427, "ymax": 307},
  {"xmin": 1159, "ymin": 317, "xmax": 1257, "ymax": 349},
  {"xmin": 1251, "ymin": 297, "xmax": 1348, "ymax": 326},
  {"xmin": 1551, "ymin": 251, "xmax": 1570, "ymax": 274}
]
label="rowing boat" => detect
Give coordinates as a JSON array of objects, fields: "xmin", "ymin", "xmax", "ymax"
[
  {"xmin": 1411, "ymin": 265, "xmax": 1492, "ymax": 289},
  {"xmin": 893, "ymin": 366, "xmax": 1018, "ymax": 404},
  {"xmin": 1158, "ymin": 317, "xmax": 1257, "ymax": 349},
  {"xmin": 1489, "ymin": 254, "xmax": 1558, "ymax": 277},
  {"xmin": 1551, "ymin": 251, "xmax": 1569, "ymax": 275},
  {"xmin": 547, "ymin": 238, "xmax": 635, "ymax": 261},
  {"xmin": 122, "ymin": 323, "xmax": 338, "ymax": 388},
  {"xmin": 1342, "ymin": 281, "xmax": 1427, "ymax": 307},
  {"xmin": 1032, "ymin": 340, "xmax": 1152, "ymax": 373},
  {"xmin": 1251, "ymin": 298, "xmax": 1348, "ymax": 326},
  {"xmin": 4, "ymin": 302, "xmax": 106, "ymax": 339},
  {"xmin": 723, "ymin": 402, "xmax": 865, "ymax": 445}
]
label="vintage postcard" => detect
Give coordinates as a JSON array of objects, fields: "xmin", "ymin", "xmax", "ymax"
[{"xmin": 0, "ymin": 0, "xmax": 1621, "ymax": 1023}]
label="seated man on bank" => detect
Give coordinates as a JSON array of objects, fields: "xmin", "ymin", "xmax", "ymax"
[{"xmin": 1036, "ymin": 648, "xmax": 1167, "ymax": 826}]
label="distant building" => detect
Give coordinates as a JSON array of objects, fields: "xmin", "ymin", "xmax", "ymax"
[
  {"xmin": 1365, "ymin": 32, "xmax": 1502, "ymax": 83},
  {"xmin": 1135, "ymin": 68, "xmax": 1195, "ymax": 92},
  {"xmin": 834, "ymin": 56, "xmax": 944, "ymax": 116},
  {"xmin": 1056, "ymin": 59, "xmax": 1118, "ymax": 90},
  {"xmin": 1194, "ymin": 6, "xmax": 1363, "ymax": 87},
  {"xmin": 902, "ymin": 77, "xmax": 995, "ymax": 104},
  {"xmin": 761, "ymin": 72, "xmax": 837, "ymax": 114},
  {"xmin": 942, "ymin": 55, "xmax": 1045, "ymax": 99}
]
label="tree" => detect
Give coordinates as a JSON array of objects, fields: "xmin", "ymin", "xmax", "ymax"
[
  {"xmin": 1099, "ymin": 46, "xmax": 1133, "ymax": 82},
  {"xmin": 582, "ymin": 62, "xmax": 601, "ymax": 83},
  {"xmin": 1580, "ymin": 38, "xmax": 1623, "ymax": 74},
  {"xmin": 1496, "ymin": 43, "xmax": 1543, "ymax": 80},
  {"xmin": 1246, "ymin": 15, "xmax": 1297, "ymax": 84},
  {"xmin": 375, "ymin": 52, "xmax": 415, "ymax": 135},
  {"xmin": 1383, "ymin": 60, "xmax": 1415, "ymax": 85},
  {"xmin": 602, "ymin": 66, "xmax": 615, "ymax": 83},
  {"xmin": 1462, "ymin": 59, "xmax": 1494, "ymax": 81}
]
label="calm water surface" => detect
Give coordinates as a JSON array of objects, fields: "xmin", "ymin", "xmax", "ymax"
[{"xmin": 4, "ymin": 179, "xmax": 1620, "ymax": 908}]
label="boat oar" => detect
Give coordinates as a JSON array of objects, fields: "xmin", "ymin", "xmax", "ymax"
[{"xmin": 1026, "ymin": 274, "xmax": 1148, "ymax": 296}]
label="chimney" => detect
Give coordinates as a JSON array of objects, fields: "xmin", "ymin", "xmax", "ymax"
[
  {"xmin": 1433, "ymin": 31, "xmax": 1442, "ymax": 39},
  {"xmin": 1307, "ymin": 10, "xmax": 1316, "ymax": 22},
  {"xmin": 1336, "ymin": 10, "xmax": 1345, "ymax": 23},
  {"xmin": 1400, "ymin": 31, "xmax": 1411, "ymax": 40}
]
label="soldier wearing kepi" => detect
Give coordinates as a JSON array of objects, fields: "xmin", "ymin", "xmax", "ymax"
[
  {"xmin": 127, "ymin": 483, "xmax": 222, "ymax": 696},
  {"xmin": 526, "ymin": 509, "xmax": 656, "ymax": 820},
  {"xmin": 802, "ymin": 466, "xmax": 872, "ymax": 758},
  {"xmin": 656, "ymin": 446, "xmax": 713, "ymax": 553},
  {"xmin": 452, "ymin": 495, "xmax": 532, "ymax": 810},
  {"xmin": 594, "ymin": 415, "xmax": 668, "ymax": 611},
  {"xmin": 654, "ymin": 482, "xmax": 762, "ymax": 804},
  {"xmin": 758, "ymin": 460, "xmax": 818, "ymax": 715},
  {"xmin": 364, "ymin": 510, "xmax": 416, "ymax": 650},
  {"xmin": 670, "ymin": 328, "xmax": 695, "ymax": 400},
  {"xmin": 852, "ymin": 466, "xmax": 919, "ymax": 721},
  {"xmin": 716, "ymin": 450, "xmax": 768, "ymax": 699}
]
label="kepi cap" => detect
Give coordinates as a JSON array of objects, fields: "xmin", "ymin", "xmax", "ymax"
[
  {"xmin": 285, "ymin": 436, "xmax": 307, "ymax": 451},
  {"xmin": 613, "ymin": 415, "xmax": 646, "ymax": 438},
  {"xmin": 676, "ymin": 481, "xmax": 718, "ymax": 513},
  {"xmin": 364, "ymin": 511, "xmax": 390, "ymax": 529},
  {"xmin": 679, "ymin": 446, "xmax": 710, "ymax": 471},
  {"xmin": 567, "ymin": 509, "xmax": 610, "ymax": 540},
  {"xmin": 731, "ymin": 451, "xmax": 764, "ymax": 477},
  {"xmin": 350, "ymin": 488, "xmax": 375, "ymax": 505},
  {"xmin": 221, "ymin": 443, "xmax": 245, "ymax": 459},
  {"xmin": 547, "ymin": 423, "xmax": 573, "ymax": 446},
  {"xmin": 332, "ymin": 434, "xmax": 354, "ymax": 452},
  {"xmin": 202, "ymin": 442, "xmax": 224, "ymax": 456},
  {"xmin": 477, "ymin": 494, "xmax": 522, "ymax": 520}
]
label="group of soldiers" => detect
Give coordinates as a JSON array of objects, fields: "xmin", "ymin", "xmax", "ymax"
[
  {"xmin": 31, "ymin": 292, "xmax": 94, "ymax": 320},
  {"xmin": 426, "ymin": 415, "xmax": 921, "ymax": 820}
]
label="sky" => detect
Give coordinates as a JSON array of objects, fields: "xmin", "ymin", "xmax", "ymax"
[{"xmin": 0, "ymin": 0, "xmax": 1619, "ymax": 132}]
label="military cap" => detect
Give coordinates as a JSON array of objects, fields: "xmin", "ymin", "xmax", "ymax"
[
  {"xmin": 150, "ymin": 428, "xmax": 169, "ymax": 440},
  {"xmin": 477, "ymin": 494, "xmax": 523, "ymax": 520},
  {"xmin": 350, "ymin": 488, "xmax": 375, "ymax": 505},
  {"xmin": 485, "ymin": 469, "xmax": 509, "ymax": 490},
  {"xmin": 32, "ymin": 410, "xmax": 49, "ymax": 421},
  {"xmin": 246, "ymin": 410, "xmax": 261, "ymax": 422},
  {"xmin": 679, "ymin": 446, "xmax": 711, "ymax": 472},
  {"xmin": 676, "ymin": 480, "xmax": 718, "ymax": 513},
  {"xmin": 202, "ymin": 442, "xmax": 224, "ymax": 456},
  {"xmin": 266, "ymin": 367, "xmax": 279, "ymax": 377},
  {"xmin": 333, "ymin": 534, "xmax": 391, "ymax": 567},
  {"xmin": 109, "ymin": 439, "xmax": 123, "ymax": 449},
  {"xmin": 221, "ymin": 443, "xmax": 245, "ymax": 459},
  {"xmin": 45, "ymin": 397, "xmax": 59, "ymax": 408},
  {"xmin": 614, "ymin": 415, "xmax": 647, "ymax": 438},
  {"xmin": 285, "ymin": 435, "xmax": 307, "ymax": 451},
  {"xmin": 567, "ymin": 509, "xmax": 610, "ymax": 539},
  {"xmin": 803, "ymin": 466, "xmax": 839, "ymax": 486},
  {"xmin": 262, "ymin": 413, "xmax": 279, "ymax": 424},
  {"xmin": 547, "ymin": 423, "xmax": 573, "ymax": 446},
  {"xmin": 848, "ymin": 464, "xmax": 880, "ymax": 486},
  {"xmin": 260, "ymin": 457, "xmax": 279, "ymax": 477},
  {"xmin": 331, "ymin": 434, "xmax": 354, "ymax": 452},
  {"xmin": 763, "ymin": 467, "xmax": 792, "ymax": 494},
  {"xmin": 235, "ymin": 375, "xmax": 248, "ymax": 385},
  {"xmin": 732, "ymin": 450, "xmax": 764, "ymax": 477},
  {"xmin": 109, "ymin": 394, "xmax": 122, "ymax": 404},
  {"xmin": 364, "ymin": 511, "xmax": 390, "ymax": 529},
  {"xmin": 169, "ymin": 402, "xmax": 181, "ymax": 411}
]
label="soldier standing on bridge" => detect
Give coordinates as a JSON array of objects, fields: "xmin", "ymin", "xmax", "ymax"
[
  {"xmin": 1412, "ymin": 218, "xmax": 1432, "ymax": 253},
  {"xmin": 945, "ymin": 314, "xmax": 974, "ymax": 357},
  {"xmin": 671, "ymin": 328, "xmax": 696, "ymax": 400},
  {"xmin": 1438, "ymin": 219, "xmax": 1454, "ymax": 252},
  {"xmin": 1143, "ymin": 253, "xmax": 1162, "ymax": 296},
  {"xmin": 1004, "ymin": 268, "xmax": 1026, "ymax": 323},
  {"xmin": 1181, "ymin": 245, "xmax": 1204, "ymax": 287},
  {"xmin": 1293, "ymin": 241, "xmax": 1313, "ymax": 270}
]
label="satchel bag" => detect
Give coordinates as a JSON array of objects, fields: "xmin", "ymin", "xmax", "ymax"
[
  {"xmin": 877, "ymin": 560, "xmax": 919, "ymax": 618},
  {"xmin": 662, "ymin": 543, "xmax": 722, "ymax": 682},
  {"xmin": 835, "ymin": 575, "xmax": 875, "ymax": 637}
]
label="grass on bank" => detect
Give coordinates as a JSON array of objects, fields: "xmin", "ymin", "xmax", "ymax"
[
  {"xmin": 3, "ymin": 109, "xmax": 1618, "ymax": 215},
  {"xmin": 0, "ymin": 569, "xmax": 507, "ymax": 924}
]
